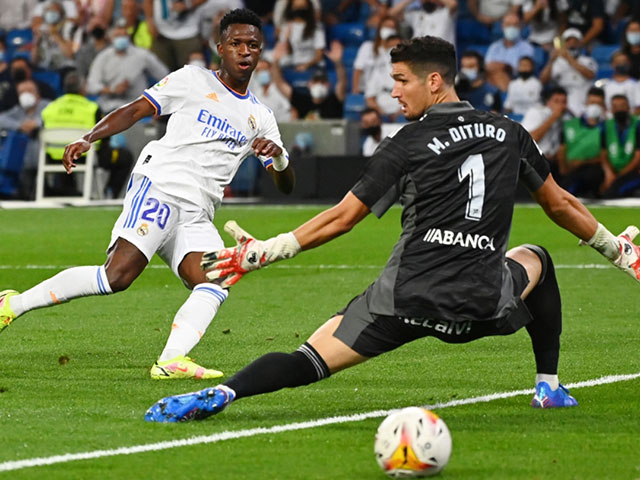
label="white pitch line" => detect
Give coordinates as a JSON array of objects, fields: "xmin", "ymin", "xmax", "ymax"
[
  {"xmin": 0, "ymin": 264, "xmax": 613, "ymax": 271},
  {"xmin": 0, "ymin": 372, "xmax": 638, "ymax": 474}
]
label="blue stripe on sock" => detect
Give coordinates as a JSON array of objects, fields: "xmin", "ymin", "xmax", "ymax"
[
  {"xmin": 124, "ymin": 178, "xmax": 148, "ymax": 228},
  {"xmin": 194, "ymin": 286, "xmax": 227, "ymax": 303},
  {"xmin": 96, "ymin": 267, "xmax": 106, "ymax": 295}
]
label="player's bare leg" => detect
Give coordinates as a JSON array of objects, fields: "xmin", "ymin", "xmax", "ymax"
[
  {"xmin": 1, "ymin": 237, "xmax": 147, "ymax": 334},
  {"xmin": 151, "ymin": 252, "xmax": 227, "ymax": 380},
  {"xmin": 307, "ymin": 315, "xmax": 369, "ymax": 373},
  {"xmin": 508, "ymin": 245, "xmax": 578, "ymax": 408}
]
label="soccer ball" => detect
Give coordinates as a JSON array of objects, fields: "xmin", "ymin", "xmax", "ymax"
[{"xmin": 374, "ymin": 407, "xmax": 452, "ymax": 478}]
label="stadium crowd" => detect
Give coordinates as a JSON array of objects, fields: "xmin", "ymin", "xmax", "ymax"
[{"xmin": 1, "ymin": 0, "xmax": 640, "ymax": 200}]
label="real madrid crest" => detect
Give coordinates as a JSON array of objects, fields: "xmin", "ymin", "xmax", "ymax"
[
  {"xmin": 248, "ymin": 114, "xmax": 257, "ymax": 130},
  {"xmin": 137, "ymin": 223, "xmax": 149, "ymax": 236}
]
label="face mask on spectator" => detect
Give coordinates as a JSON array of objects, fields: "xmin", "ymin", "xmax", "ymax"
[
  {"xmin": 362, "ymin": 125, "xmax": 381, "ymax": 137},
  {"xmin": 91, "ymin": 27, "xmax": 106, "ymax": 39},
  {"xmin": 568, "ymin": 48, "xmax": 580, "ymax": 57},
  {"xmin": 460, "ymin": 68, "xmax": 478, "ymax": 82},
  {"xmin": 518, "ymin": 70, "xmax": 533, "ymax": 80},
  {"xmin": 309, "ymin": 83, "xmax": 328, "ymax": 100},
  {"xmin": 256, "ymin": 70, "xmax": 271, "ymax": 86},
  {"xmin": 626, "ymin": 32, "xmax": 640, "ymax": 45},
  {"xmin": 585, "ymin": 104, "xmax": 603, "ymax": 120},
  {"xmin": 19, "ymin": 92, "xmax": 37, "ymax": 109},
  {"xmin": 379, "ymin": 27, "xmax": 397, "ymax": 41},
  {"xmin": 614, "ymin": 110, "xmax": 629, "ymax": 123},
  {"xmin": 44, "ymin": 10, "xmax": 61, "ymax": 24},
  {"xmin": 11, "ymin": 68, "xmax": 27, "ymax": 83},
  {"xmin": 113, "ymin": 36, "xmax": 130, "ymax": 51},
  {"xmin": 614, "ymin": 63, "xmax": 631, "ymax": 75},
  {"xmin": 189, "ymin": 59, "xmax": 206, "ymax": 68},
  {"xmin": 422, "ymin": 1, "xmax": 437, "ymax": 13},
  {"xmin": 290, "ymin": 8, "xmax": 308, "ymax": 19},
  {"xmin": 503, "ymin": 26, "xmax": 520, "ymax": 41}
]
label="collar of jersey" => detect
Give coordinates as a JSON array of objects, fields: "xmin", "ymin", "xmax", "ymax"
[
  {"xmin": 424, "ymin": 101, "xmax": 474, "ymax": 116},
  {"xmin": 214, "ymin": 71, "xmax": 251, "ymax": 99}
]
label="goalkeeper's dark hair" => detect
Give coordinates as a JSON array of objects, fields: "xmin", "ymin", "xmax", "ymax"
[
  {"xmin": 219, "ymin": 8, "xmax": 262, "ymax": 36},
  {"xmin": 390, "ymin": 36, "xmax": 457, "ymax": 85}
]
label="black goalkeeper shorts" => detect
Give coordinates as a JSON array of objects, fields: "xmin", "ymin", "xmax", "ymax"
[{"xmin": 332, "ymin": 258, "xmax": 532, "ymax": 357}]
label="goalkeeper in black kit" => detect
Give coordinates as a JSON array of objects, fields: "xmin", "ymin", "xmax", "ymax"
[{"xmin": 145, "ymin": 36, "xmax": 640, "ymax": 422}]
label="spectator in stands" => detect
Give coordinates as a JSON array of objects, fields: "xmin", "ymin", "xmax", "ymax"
[
  {"xmin": 143, "ymin": 0, "xmax": 206, "ymax": 71},
  {"xmin": 521, "ymin": 86, "xmax": 569, "ymax": 163},
  {"xmin": 468, "ymin": 0, "xmax": 521, "ymax": 25},
  {"xmin": 0, "ymin": 0, "xmax": 38, "ymax": 31},
  {"xmin": 388, "ymin": 0, "xmax": 457, "ymax": 45},
  {"xmin": 621, "ymin": 20, "xmax": 640, "ymax": 80},
  {"xmin": 556, "ymin": 86, "xmax": 606, "ymax": 197},
  {"xmin": 31, "ymin": 0, "xmax": 79, "ymax": 32},
  {"xmin": 1, "ymin": 57, "xmax": 57, "ymax": 113},
  {"xmin": 0, "ymin": 40, "xmax": 11, "ymax": 113},
  {"xmin": 74, "ymin": 16, "xmax": 110, "ymax": 81},
  {"xmin": 276, "ymin": 0, "xmax": 326, "ymax": 71},
  {"xmin": 504, "ymin": 56, "xmax": 542, "ymax": 116},
  {"xmin": 31, "ymin": 1, "xmax": 77, "ymax": 72},
  {"xmin": 539, "ymin": 28, "xmax": 597, "ymax": 116},
  {"xmin": 485, "ymin": 13, "xmax": 535, "ymax": 91},
  {"xmin": 186, "ymin": 50, "xmax": 207, "ymax": 68},
  {"xmin": 42, "ymin": 71, "xmax": 133, "ymax": 198},
  {"xmin": 86, "ymin": 23, "xmax": 169, "ymax": 113},
  {"xmin": 456, "ymin": 50, "xmax": 502, "ymax": 112},
  {"xmin": 0, "ymin": 79, "xmax": 50, "ymax": 199},
  {"xmin": 600, "ymin": 94, "xmax": 640, "ymax": 197},
  {"xmin": 245, "ymin": 0, "xmax": 278, "ymax": 23},
  {"xmin": 521, "ymin": 0, "xmax": 561, "ymax": 50},
  {"xmin": 360, "ymin": 107, "xmax": 382, "ymax": 156},
  {"xmin": 249, "ymin": 58, "xmax": 292, "ymax": 122},
  {"xmin": 122, "ymin": 0, "xmax": 152, "ymax": 50},
  {"xmin": 271, "ymin": 40, "xmax": 346, "ymax": 119},
  {"xmin": 332, "ymin": 0, "xmax": 386, "ymax": 28},
  {"xmin": 560, "ymin": 0, "xmax": 605, "ymax": 48},
  {"xmin": 200, "ymin": 0, "xmax": 243, "ymax": 45},
  {"xmin": 273, "ymin": 0, "xmax": 321, "ymax": 29},
  {"xmin": 602, "ymin": 51, "xmax": 639, "ymax": 111},
  {"xmin": 363, "ymin": 32, "xmax": 404, "ymax": 120},
  {"xmin": 352, "ymin": 15, "xmax": 401, "ymax": 94}
]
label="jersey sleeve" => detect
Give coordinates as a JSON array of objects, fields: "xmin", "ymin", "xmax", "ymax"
[
  {"xmin": 142, "ymin": 66, "xmax": 191, "ymax": 116},
  {"xmin": 516, "ymin": 122, "xmax": 551, "ymax": 192},
  {"xmin": 257, "ymin": 107, "xmax": 289, "ymax": 169},
  {"xmin": 350, "ymin": 133, "xmax": 410, "ymax": 218}
]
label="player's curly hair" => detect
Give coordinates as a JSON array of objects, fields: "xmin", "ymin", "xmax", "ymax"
[
  {"xmin": 219, "ymin": 8, "xmax": 262, "ymax": 36},
  {"xmin": 390, "ymin": 36, "xmax": 457, "ymax": 85}
]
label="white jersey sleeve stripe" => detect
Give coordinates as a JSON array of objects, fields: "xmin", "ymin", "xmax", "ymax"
[{"xmin": 142, "ymin": 91, "xmax": 161, "ymax": 115}]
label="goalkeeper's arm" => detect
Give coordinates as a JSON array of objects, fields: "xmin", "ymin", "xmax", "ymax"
[{"xmin": 532, "ymin": 174, "xmax": 640, "ymax": 281}]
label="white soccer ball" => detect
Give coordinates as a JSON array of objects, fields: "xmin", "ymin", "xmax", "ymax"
[{"xmin": 374, "ymin": 407, "xmax": 452, "ymax": 478}]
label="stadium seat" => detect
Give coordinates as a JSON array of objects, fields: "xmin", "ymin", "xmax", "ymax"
[
  {"xmin": 282, "ymin": 68, "xmax": 313, "ymax": 88},
  {"xmin": 262, "ymin": 24, "xmax": 276, "ymax": 49},
  {"xmin": 506, "ymin": 112, "xmax": 524, "ymax": 123},
  {"xmin": 6, "ymin": 28, "xmax": 33, "ymax": 60},
  {"xmin": 463, "ymin": 44, "xmax": 488, "ymax": 57},
  {"xmin": 595, "ymin": 66, "xmax": 613, "ymax": 81},
  {"xmin": 532, "ymin": 46, "xmax": 548, "ymax": 73},
  {"xmin": 32, "ymin": 70, "xmax": 62, "ymax": 97},
  {"xmin": 0, "ymin": 130, "xmax": 28, "ymax": 196},
  {"xmin": 456, "ymin": 19, "xmax": 491, "ymax": 45},
  {"xmin": 342, "ymin": 45, "xmax": 360, "ymax": 69},
  {"xmin": 592, "ymin": 45, "xmax": 619, "ymax": 67},
  {"xmin": 343, "ymin": 93, "xmax": 366, "ymax": 121},
  {"xmin": 329, "ymin": 22, "xmax": 368, "ymax": 47}
]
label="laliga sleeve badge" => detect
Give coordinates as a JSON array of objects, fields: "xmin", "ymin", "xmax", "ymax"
[
  {"xmin": 155, "ymin": 77, "xmax": 169, "ymax": 88},
  {"xmin": 137, "ymin": 223, "xmax": 150, "ymax": 236}
]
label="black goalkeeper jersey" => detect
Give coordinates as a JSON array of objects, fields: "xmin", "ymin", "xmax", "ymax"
[{"xmin": 350, "ymin": 101, "xmax": 550, "ymax": 322}]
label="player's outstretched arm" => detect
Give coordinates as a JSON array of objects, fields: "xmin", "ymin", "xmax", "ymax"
[
  {"xmin": 532, "ymin": 174, "xmax": 640, "ymax": 282},
  {"xmin": 201, "ymin": 192, "xmax": 370, "ymax": 286},
  {"xmin": 252, "ymin": 137, "xmax": 295, "ymax": 194},
  {"xmin": 62, "ymin": 96, "xmax": 155, "ymax": 174}
]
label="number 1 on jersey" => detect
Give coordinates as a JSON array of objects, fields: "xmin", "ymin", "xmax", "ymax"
[{"xmin": 458, "ymin": 154, "xmax": 485, "ymax": 221}]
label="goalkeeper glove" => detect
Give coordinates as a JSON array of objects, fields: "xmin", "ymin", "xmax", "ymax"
[
  {"xmin": 585, "ymin": 224, "xmax": 640, "ymax": 282},
  {"xmin": 200, "ymin": 220, "xmax": 301, "ymax": 288}
]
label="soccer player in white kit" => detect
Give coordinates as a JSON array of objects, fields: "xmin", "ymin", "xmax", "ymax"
[{"xmin": 0, "ymin": 9, "xmax": 295, "ymax": 379}]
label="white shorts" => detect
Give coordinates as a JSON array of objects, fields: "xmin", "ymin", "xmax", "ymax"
[{"xmin": 109, "ymin": 174, "xmax": 223, "ymax": 279}]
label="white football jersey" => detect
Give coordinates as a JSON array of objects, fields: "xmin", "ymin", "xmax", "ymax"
[{"xmin": 135, "ymin": 65, "xmax": 288, "ymax": 218}]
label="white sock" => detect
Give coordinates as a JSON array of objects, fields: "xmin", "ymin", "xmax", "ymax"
[
  {"xmin": 536, "ymin": 374, "xmax": 559, "ymax": 390},
  {"xmin": 158, "ymin": 283, "xmax": 228, "ymax": 362},
  {"xmin": 10, "ymin": 266, "xmax": 112, "ymax": 317}
]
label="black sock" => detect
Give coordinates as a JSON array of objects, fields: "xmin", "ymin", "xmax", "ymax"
[
  {"xmin": 523, "ymin": 245, "xmax": 562, "ymax": 375},
  {"xmin": 224, "ymin": 342, "xmax": 330, "ymax": 400}
]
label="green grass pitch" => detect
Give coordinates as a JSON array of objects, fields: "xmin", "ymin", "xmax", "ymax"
[{"xmin": 0, "ymin": 205, "xmax": 638, "ymax": 479}]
